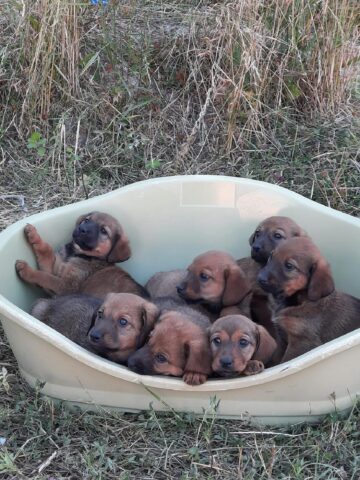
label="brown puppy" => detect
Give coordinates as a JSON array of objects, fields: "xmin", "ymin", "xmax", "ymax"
[
  {"xmin": 32, "ymin": 293, "xmax": 158, "ymax": 363},
  {"xmin": 146, "ymin": 269, "xmax": 217, "ymax": 321},
  {"xmin": 238, "ymin": 216, "xmax": 307, "ymax": 333},
  {"xmin": 15, "ymin": 212, "xmax": 148, "ymax": 299},
  {"xmin": 209, "ymin": 315, "xmax": 277, "ymax": 377},
  {"xmin": 257, "ymin": 237, "xmax": 360, "ymax": 363},
  {"xmin": 146, "ymin": 269, "xmax": 187, "ymax": 300},
  {"xmin": 127, "ymin": 307, "xmax": 212, "ymax": 386},
  {"xmin": 177, "ymin": 250, "xmax": 252, "ymax": 318}
]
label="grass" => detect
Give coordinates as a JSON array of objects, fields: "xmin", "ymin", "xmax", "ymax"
[{"xmin": 0, "ymin": 0, "xmax": 360, "ymax": 477}]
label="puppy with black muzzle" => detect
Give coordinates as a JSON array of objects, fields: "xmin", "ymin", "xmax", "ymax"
[
  {"xmin": 237, "ymin": 216, "xmax": 307, "ymax": 333},
  {"xmin": 16, "ymin": 211, "xmax": 148, "ymax": 299},
  {"xmin": 209, "ymin": 315, "xmax": 277, "ymax": 377},
  {"xmin": 32, "ymin": 292, "xmax": 158, "ymax": 363}
]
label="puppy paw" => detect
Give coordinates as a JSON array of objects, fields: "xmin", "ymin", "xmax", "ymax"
[
  {"xmin": 183, "ymin": 371, "xmax": 207, "ymax": 386},
  {"xmin": 15, "ymin": 260, "xmax": 33, "ymax": 281},
  {"xmin": 24, "ymin": 224, "xmax": 41, "ymax": 245},
  {"xmin": 243, "ymin": 360, "xmax": 264, "ymax": 376}
]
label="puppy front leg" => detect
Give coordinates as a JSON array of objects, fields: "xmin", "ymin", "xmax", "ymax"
[
  {"xmin": 24, "ymin": 224, "xmax": 56, "ymax": 272},
  {"xmin": 280, "ymin": 338, "xmax": 316, "ymax": 363},
  {"xmin": 242, "ymin": 360, "xmax": 264, "ymax": 376},
  {"xmin": 16, "ymin": 260, "xmax": 63, "ymax": 295}
]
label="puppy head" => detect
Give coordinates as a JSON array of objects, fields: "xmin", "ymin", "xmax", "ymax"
[
  {"xmin": 72, "ymin": 211, "xmax": 131, "ymax": 263},
  {"xmin": 209, "ymin": 315, "xmax": 276, "ymax": 377},
  {"xmin": 249, "ymin": 216, "xmax": 306, "ymax": 264},
  {"xmin": 257, "ymin": 237, "xmax": 334, "ymax": 301},
  {"xmin": 127, "ymin": 311, "xmax": 212, "ymax": 385},
  {"xmin": 177, "ymin": 251, "xmax": 251, "ymax": 309},
  {"xmin": 88, "ymin": 293, "xmax": 159, "ymax": 363}
]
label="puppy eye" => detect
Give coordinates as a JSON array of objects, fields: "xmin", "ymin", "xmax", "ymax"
[
  {"xmin": 155, "ymin": 353, "xmax": 167, "ymax": 364},
  {"xmin": 285, "ymin": 262, "xmax": 294, "ymax": 271},
  {"xmin": 273, "ymin": 232, "xmax": 283, "ymax": 240},
  {"xmin": 212, "ymin": 337, "xmax": 221, "ymax": 346},
  {"xmin": 100, "ymin": 227, "xmax": 108, "ymax": 235},
  {"xmin": 239, "ymin": 338, "xmax": 249, "ymax": 347},
  {"xmin": 255, "ymin": 229, "xmax": 260, "ymax": 237},
  {"xmin": 97, "ymin": 309, "xmax": 104, "ymax": 318},
  {"xmin": 84, "ymin": 218, "xmax": 90, "ymax": 223},
  {"xmin": 118, "ymin": 318, "xmax": 128, "ymax": 326},
  {"xmin": 199, "ymin": 272, "xmax": 210, "ymax": 281}
]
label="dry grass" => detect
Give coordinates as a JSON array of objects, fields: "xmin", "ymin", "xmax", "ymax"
[{"xmin": 0, "ymin": 0, "xmax": 360, "ymax": 478}]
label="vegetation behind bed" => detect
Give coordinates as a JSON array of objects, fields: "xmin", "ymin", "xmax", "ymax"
[{"xmin": 0, "ymin": 1, "xmax": 359, "ymax": 478}]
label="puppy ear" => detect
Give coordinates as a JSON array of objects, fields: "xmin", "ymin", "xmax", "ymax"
[
  {"xmin": 137, "ymin": 302, "xmax": 160, "ymax": 347},
  {"xmin": 248, "ymin": 230, "xmax": 256, "ymax": 246},
  {"xmin": 86, "ymin": 307, "xmax": 100, "ymax": 335},
  {"xmin": 308, "ymin": 257, "xmax": 335, "ymax": 301},
  {"xmin": 222, "ymin": 265, "xmax": 251, "ymax": 306},
  {"xmin": 107, "ymin": 233, "xmax": 131, "ymax": 263},
  {"xmin": 183, "ymin": 337, "xmax": 212, "ymax": 379},
  {"xmin": 252, "ymin": 325, "xmax": 277, "ymax": 366}
]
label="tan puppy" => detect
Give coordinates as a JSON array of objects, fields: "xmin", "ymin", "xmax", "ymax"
[
  {"xmin": 127, "ymin": 308, "xmax": 212, "ymax": 385},
  {"xmin": 177, "ymin": 250, "xmax": 251, "ymax": 317},
  {"xmin": 32, "ymin": 292, "xmax": 158, "ymax": 364},
  {"xmin": 16, "ymin": 211, "xmax": 148, "ymax": 299},
  {"xmin": 238, "ymin": 216, "xmax": 307, "ymax": 333},
  {"xmin": 209, "ymin": 315, "xmax": 277, "ymax": 377},
  {"xmin": 257, "ymin": 237, "xmax": 360, "ymax": 363}
]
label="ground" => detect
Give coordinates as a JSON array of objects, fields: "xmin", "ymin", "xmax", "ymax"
[{"xmin": 0, "ymin": 1, "xmax": 359, "ymax": 478}]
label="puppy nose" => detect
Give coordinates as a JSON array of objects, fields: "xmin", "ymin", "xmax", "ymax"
[
  {"xmin": 252, "ymin": 245, "xmax": 260, "ymax": 253},
  {"xmin": 257, "ymin": 271, "xmax": 268, "ymax": 287},
  {"xmin": 220, "ymin": 356, "xmax": 233, "ymax": 369},
  {"xmin": 79, "ymin": 224, "xmax": 89, "ymax": 234},
  {"xmin": 127, "ymin": 356, "xmax": 144, "ymax": 373},
  {"xmin": 176, "ymin": 284, "xmax": 184, "ymax": 294},
  {"xmin": 89, "ymin": 329, "xmax": 103, "ymax": 343}
]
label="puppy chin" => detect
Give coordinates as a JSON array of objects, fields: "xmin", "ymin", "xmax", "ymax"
[
  {"xmin": 214, "ymin": 369, "xmax": 238, "ymax": 378},
  {"xmin": 251, "ymin": 250, "xmax": 269, "ymax": 264},
  {"xmin": 73, "ymin": 241, "xmax": 91, "ymax": 254}
]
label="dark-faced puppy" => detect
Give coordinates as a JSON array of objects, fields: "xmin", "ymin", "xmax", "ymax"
[
  {"xmin": 248, "ymin": 216, "xmax": 306, "ymax": 265},
  {"xmin": 127, "ymin": 308, "xmax": 212, "ymax": 386},
  {"xmin": 176, "ymin": 251, "xmax": 251, "ymax": 317},
  {"xmin": 32, "ymin": 293, "xmax": 158, "ymax": 363},
  {"xmin": 238, "ymin": 216, "xmax": 307, "ymax": 333},
  {"xmin": 209, "ymin": 315, "xmax": 277, "ymax": 377},
  {"xmin": 257, "ymin": 237, "xmax": 360, "ymax": 363},
  {"xmin": 16, "ymin": 211, "xmax": 148, "ymax": 299}
]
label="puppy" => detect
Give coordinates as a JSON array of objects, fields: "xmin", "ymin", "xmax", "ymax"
[
  {"xmin": 176, "ymin": 250, "xmax": 252, "ymax": 318},
  {"xmin": 127, "ymin": 307, "xmax": 212, "ymax": 386},
  {"xmin": 146, "ymin": 269, "xmax": 217, "ymax": 321},
  {"xmin": 238, "ymin": 216, "xmax": 307, "ymax": 332},
  {"xmin": 32, "ymin": 292, "xmax": 159, "ymax": 363},
  {"xmin": 257, "ymin": 237, "xmax": 360, "ymax": 363},
  {"xmin": 15, "ymin": 211, "xmax": 148, "ymax": 299},
  {"xmin": 209, "ymin": 315, "xmax": 277, "ymax": 377}
]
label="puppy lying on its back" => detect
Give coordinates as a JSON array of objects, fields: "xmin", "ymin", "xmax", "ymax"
[
  {"xmin": 16, "ymin": 211, "xmax": 148, "ymax": 299},
  {"xmin": 257, "ymin": 237, "xmax": 360, "ymax": 363},
  {"xmin": 32, "ymin": 292, "xmax": 158, "ymax": 363}
]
